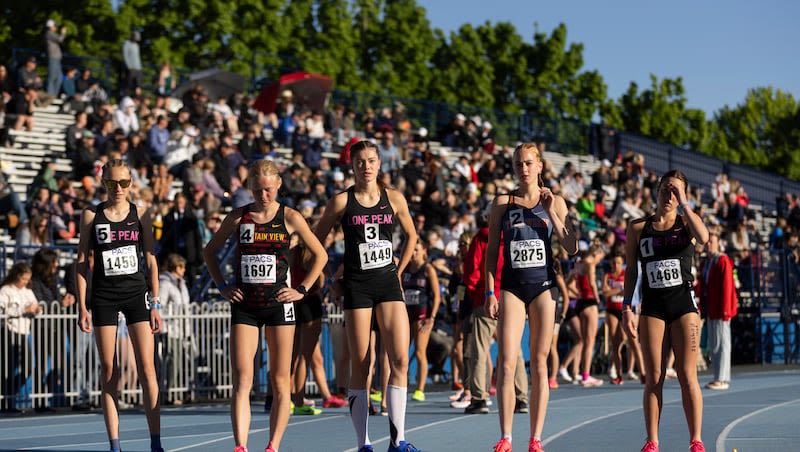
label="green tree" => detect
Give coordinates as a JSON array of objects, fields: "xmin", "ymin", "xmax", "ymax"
[
  {"xmin": 524, "ymin": 23, "xmax": 607, "ymax": 124},
  {"xmin": 476, "ymin": 21, "xmax": 530, "ymax": 112},
  {"xmin": 711, "ymin": 87, "xmax": 800, "ymax": 178},
  {"xmin": 428, "ymin": 24, "xmax": 494, "ymax": 107},
  {"xmin": 605, "ymin": 75, "xmax": 708, "ymax": 150}
]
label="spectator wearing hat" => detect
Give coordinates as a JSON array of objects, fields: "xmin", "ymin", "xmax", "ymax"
[
  {"xmin": 16, "ymin": 56, "xmax": 43, "ymax": 93},
  {"xmin": 122, "ymin": 31, "xmax": 142, "ymax": 97},
  {"xmin": 479, "ymin": 121, "xmax": 495, "ymax": 153},
  {"xmin": 44, "ymin": 19, "xmax": 67, "ymax": 96}
]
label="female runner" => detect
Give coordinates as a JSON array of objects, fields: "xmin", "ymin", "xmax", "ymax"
[
  {"xmin": 203, "ymin": 159, "xmax": 327, "ymax": 452},
  {"xmin": 622, "ymin": 170, "xmax": 708, "ymax": 452},
  {"xmin": 485, "ymin": 143, "xmax": 578, "ymax": 452},
  {"xmin": 76, "ymin": 159, "xmax": 163, "ymax": 452},
  {"xmin": 314, "ymin": 140, "xmax": 420, "ymax": 452}
]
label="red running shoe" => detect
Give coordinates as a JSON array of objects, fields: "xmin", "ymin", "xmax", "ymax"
[
  {"xmin": 322, "ymin": 395, "xmax": 347, "ymax": 408},
  {"xmin": 264, "ymin": 443, "xmax": 277, "ymax": 452},
  {"xmin": 689, "ymin": 440, "xmax": 705, "ymax": 452},
  {"xmin": 640, "ymin": 440, "xmax": 659, "ymax": 452},
  {"xmin": 611, "ymin": 376, "xmax": 623, "ymax": 385},
  {"xmin": 528, "ymin": 437, "xmax": 545, "ymax": 452},
  {"xmin": 493, "ymin": 438, "xmax": 512, "ymax": 452}
]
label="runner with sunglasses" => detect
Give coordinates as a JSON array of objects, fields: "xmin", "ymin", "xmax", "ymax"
[{"xmin": 76, "ymin": 159, "xmax": 164, "ymax": 452}]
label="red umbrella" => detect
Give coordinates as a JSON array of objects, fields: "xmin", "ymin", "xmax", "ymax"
[{"xmin": 254, "ymin": 72, "xmax": 334, "ymax": 115}]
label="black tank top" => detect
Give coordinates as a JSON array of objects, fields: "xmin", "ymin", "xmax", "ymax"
[
  {"xmin": 341, "ymin": 187, "xmax": 397, "ymax": 277},
  {"xmin": 501, "ymin": 195, "xmax": 555, "ymax": 285},
  {"xmin": 91, "ymin": 201, "xmax": 147, "ymax": 302},
  {"xmin": 235, "ymin": 204, "xmax": 291, "ymax": 308},
  {"xmin": 402, "ymin": 264, "xmax": 431, "ymax": 308},
  {"xmin": 638, "ymin": 215, "xmax": 695, "ymax": 302}
]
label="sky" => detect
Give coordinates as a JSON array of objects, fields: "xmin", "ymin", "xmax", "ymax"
[{"xmin": 419, "ymin": 0, "xmax": 800, "ymax": 116}]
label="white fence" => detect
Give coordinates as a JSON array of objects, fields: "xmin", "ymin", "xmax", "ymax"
[{"xmin": 1, "ymin": 301, "xmax": 344, "ymax": 411}]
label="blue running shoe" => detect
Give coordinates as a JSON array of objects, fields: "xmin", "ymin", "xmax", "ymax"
[
  {"xmin": 387, "ymin": 441, "xmax": 424, "ymax": 452},
  {"xmin": 358, "ymin": 446, "xmax": 374, "ymax": 452}
]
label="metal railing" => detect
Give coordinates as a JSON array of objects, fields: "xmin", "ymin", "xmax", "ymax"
[{"xmin": 1, "ymin": 300, "xmax": 345, "ymax": 411}]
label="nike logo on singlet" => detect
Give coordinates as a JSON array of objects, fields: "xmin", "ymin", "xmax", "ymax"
[
  {"xmin": 127, "ymin": 221, "xmax": 136, "ymax": 226},
  {"xmin": 379, "ymin": 204, "xmax": 388, "ymax": 210}
]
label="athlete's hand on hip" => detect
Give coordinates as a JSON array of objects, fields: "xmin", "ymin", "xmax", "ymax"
[
  {"xmin": 78, "ymin": 308, "xmax": 93, "ymax": 333},
  {"xmin": 222, "ymin": 286, "xmax": 243, "ymax": 303},
  {"xmin": 277, "ymin": 287, "xmax": 305, "ymax": 303},
  {"xmin": 150, "ymin": 308, "xmax": 162, "ymax": 333}
]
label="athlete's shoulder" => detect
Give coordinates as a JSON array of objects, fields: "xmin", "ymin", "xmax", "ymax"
[{"xmin": 493, "ymin": 192, "xmax": 514, "ymax": 206}]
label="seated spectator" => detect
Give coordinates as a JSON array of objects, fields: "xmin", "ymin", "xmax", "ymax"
[
  {"xmin": 114, "ymin": 96, "xmax": 139, "ymax": 136},
  {"xmin": 6, "ymin": 86, "xmax": 37, "ymax": 131},
  {"xmin": 0, "ymin": 171, "xmax": 26, "ymax": 231},
  {"xmin": 72, "ymin": 130, "xmax": 99, "ymax": 179},
  {"xmin": 65, "ymin": 112, "xmax": 88, "ymax": 158},
  {"xmin": 14, "ymin": 214, "xmax": 51, "ymax": 262},
  {"xmin": 148, "ymin": 114, "xmax": 170, "ymax": 164}
]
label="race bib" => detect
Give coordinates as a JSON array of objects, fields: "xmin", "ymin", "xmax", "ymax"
[
  {"xmin": 240, "ymin": 254, "xmax": 277, "ymax": 284},
  {"xmin": 509, "ymin": 239, "xmax": 546, "ymax": 269},
  {"xmin": 645, "ymin": 259, "xmax": 683, "ymax": 289},
  {"xmin": 405, "ymin": 289, "xmax": 422, "ymax": 306},
  {"xmin": 358, "ymin": 240, "xmax": 393, "ymax": 270},
  {"xmin": 102, "ymin": 245, "xmax": 139, "ymax": 276}
]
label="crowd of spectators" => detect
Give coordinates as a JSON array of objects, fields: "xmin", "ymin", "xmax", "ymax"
[{"xmin": 3, "ymin": 29, "xmax": 800, "ymax": 411}]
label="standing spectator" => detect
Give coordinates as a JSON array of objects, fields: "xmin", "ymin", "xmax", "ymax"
[
  {"xmin": 122, "ymin": 31, "xmax": 142, "ymax": 97},
  {"xmin": 156, "ymin": 62, "xmax": 176, "ymax": 106},
  {"xmin": 159, "ymin": 192, "xmax": 204, "ymax": 285},
  {"xmin": 1, "ymin": 262, "xmax": 41, "ymax": 413},
  {"xmin": 30, "ymin": 248, "xmax": 64, "ymax": 410},
  {"xmin": 697, "ymin": 230, "xmax": 738, "ymax": 390},
  {"xmin": 44, "ymin": 19, "xmax": 67, "ymax": 96},
  {"xmin": 158, "ymin": 253, "xmax": 192, "ymax": 405}
]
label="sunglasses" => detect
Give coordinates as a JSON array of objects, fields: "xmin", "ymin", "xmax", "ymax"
[{"xmin": 103, "ymin": 179, "xmax": 132, "ymax": 190}]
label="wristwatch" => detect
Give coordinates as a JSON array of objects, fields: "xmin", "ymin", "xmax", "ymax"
[{"xmin": 296, "ymin": 285, "xmax": 308, "ymax": 296}]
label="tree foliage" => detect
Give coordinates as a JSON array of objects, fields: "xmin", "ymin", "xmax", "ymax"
[{"xmin": 1, "ymin": 1, "xmax": 797, "ymax": 178}]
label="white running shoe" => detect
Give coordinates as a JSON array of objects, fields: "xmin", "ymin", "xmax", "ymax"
[
  {"xmin": 581, "ymin": 376, "xmax": 604, "ymax": 387},
  {"xmin": 558, "ymin": 368, "xmax": 573, "ymax": 382},
  {"xmin": 626, "ymin": 371, "xmax": 640, "ymax": 381},
  {"xmin": 609, "ymin": 365, "xmax": 618, "ymax": 380},
  {"xmin": 449, "ymin": 392, "xmax": 471, "ymax": 409}
]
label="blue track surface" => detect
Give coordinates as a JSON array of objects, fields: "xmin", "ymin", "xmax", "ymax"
[{"xmin": 1, "ymin": 369, "xmax": 797, "ymax": 452}]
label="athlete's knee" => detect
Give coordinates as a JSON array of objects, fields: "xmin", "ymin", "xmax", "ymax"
[
  {"xmin": 388, "ymin": 354, "xmax": 409, "ymax": 373},
  {"xmin": 271, "ymin": 373, "xmax": 292, "ymax": 393}
]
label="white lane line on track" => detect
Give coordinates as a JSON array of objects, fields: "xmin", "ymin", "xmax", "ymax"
[
  {"xmin": 543, "ymin": 381, "xmax": 800, "ymax": 448},
  {"xmin": 715, "ymin": 397, "xmax": 800, "ymax": 452},
  {"xmin": 342, "ymin": 415, "xmax": 472, "ymax": 452},
  {"xmin": 169, "ymin": 415, "xmax": 346, "ymax": 452}
]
